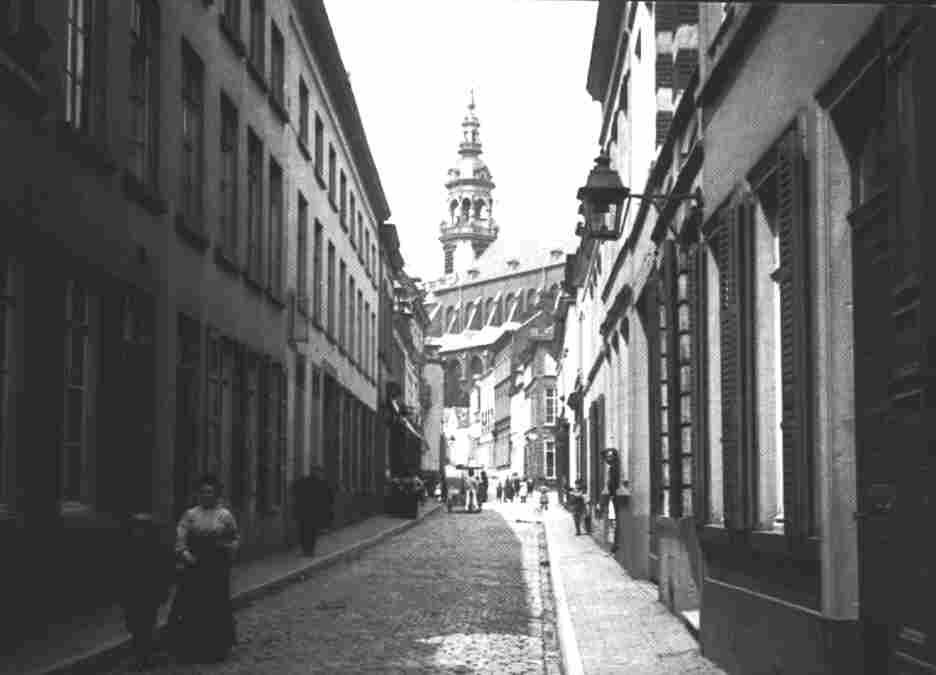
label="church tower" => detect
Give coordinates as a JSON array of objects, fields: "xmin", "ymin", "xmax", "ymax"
[{"xmin": 439, "ymin": 92, "xmax": 498, "ymax": 275}]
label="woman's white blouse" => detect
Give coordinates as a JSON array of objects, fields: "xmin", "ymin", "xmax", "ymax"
[{"xmin": 175, "ymin": 505, "xmax": 240, "ymax": 555}]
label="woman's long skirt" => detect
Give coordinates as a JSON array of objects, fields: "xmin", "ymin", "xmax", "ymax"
[{"xmin": 167, "ymin": 541, "xmax": 236, "ymax": 662}]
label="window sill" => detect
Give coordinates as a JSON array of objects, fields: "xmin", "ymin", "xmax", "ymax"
[
  {"xmin": 218, "ymin": 15, "xmax": 247, "ymax": 58},
  {"xmin": 214, "ymin": 245, "xmax": 241, "ymax": 276},
  {"xmin": 266, "ymin": 286, "xmax": 286, "ymax": 310},
  {"xmin": 122, "ymin": 170, "xmax": 167, "ymax": 216},
  {"xmin": 296, "ymin": 136, "xmax": 311, "ymax": 161},
  {"xmin": 244, "ymin": 270, "xmax": 265, "ymax": 294},
  {"xmin": 698, "ymin": 523, "xmax": 821, "ymax": 562},
  {"xmin": 268, "ymin": 92, "xmax": 289, "ymax": 124},
  {"xmin": 55, "ymin": 121, "xmax": 118, "ymax": 176},
  {"xmin": 314, "ymin": 170, "xmax": 327, "ymax": 191},
  {"xmin": 175, "ymin": 213, "xmax": 209, "ymax": 252},
  {"xmin": 246, "ymin": 58, "xmax": 268, "ymax": 93}
]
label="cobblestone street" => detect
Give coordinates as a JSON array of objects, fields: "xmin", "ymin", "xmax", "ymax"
[{"xmin": 107, "ymin": 504, "xmax": 560, "ymax": 674}]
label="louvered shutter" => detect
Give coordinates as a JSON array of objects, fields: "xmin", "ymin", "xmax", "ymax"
[
  {"xmin": 777, "ymin": 124, "xmax": 812, "ymax": 539},
  {"xmin": 661, "ymin": 240, "xmax": 678, "ymax": 517},
  {"xmin": 717, "ymin": 199, "xmax": 746, "ymax": 530},
  {"xmin": 688, "ymin": 241, "xmax": 708, "ymax": 521}
]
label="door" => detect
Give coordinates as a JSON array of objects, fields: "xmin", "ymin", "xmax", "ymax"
[{"xmin": 852, "ymin": 9, "xmax": 936, "ymax": 672}]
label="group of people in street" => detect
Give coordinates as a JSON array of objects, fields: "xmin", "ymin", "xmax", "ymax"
[
  {"xmin": 118, "ymin": 473, "xmax": 240, "ymax": 670},
  {"xmin": 117, "ymin": 468, "xmax": 335, "ymax": 671}
]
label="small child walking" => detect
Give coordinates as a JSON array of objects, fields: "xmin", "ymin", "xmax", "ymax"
[
  {"xmin": 119, "ymin": 512, "xmax": 175, "ymax": 671},
  {"xmin": 538, "ymin": 485, "xmax": 550, "ymax": 511}
]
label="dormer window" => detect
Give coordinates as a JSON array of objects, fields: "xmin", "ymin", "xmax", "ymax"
[
  {"xmin": 468, "ymin": 268, "xmax": 480, "ymax": 279},
  {"xmin": 550, "ymin": 249, "xmax": 563, "ymax": 260},
  {"xmin": 507, "ymin": 258, "xmax": 519, "ymax": 271}
]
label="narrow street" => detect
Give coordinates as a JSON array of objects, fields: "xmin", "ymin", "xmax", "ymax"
[{"xmin": 107, "ymin": 505, "xmax": 560, "ymax": 674}]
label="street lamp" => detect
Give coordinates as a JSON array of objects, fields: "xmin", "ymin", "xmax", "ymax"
[{"xmin": 575, "ymin": 150, "xmax": 703, "ymax": 242}]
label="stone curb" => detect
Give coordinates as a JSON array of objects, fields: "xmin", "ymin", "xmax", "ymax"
[
  {"xmin": 36, "ymin": 505, "xmax": 443, "ymax": 675},
  {"xmin": 541, "ymin": 509, "xmax": 585, "ymax": 675}
]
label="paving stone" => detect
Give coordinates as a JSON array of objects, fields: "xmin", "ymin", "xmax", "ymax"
[{"xmin": 103, "ymin": 504, "xmax": 559, "ymax": 674}]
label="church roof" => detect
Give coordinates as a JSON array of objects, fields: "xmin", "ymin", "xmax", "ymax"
[
  {"xmin": 428, "ymin": 322, "xmax": 521, "ymax": 354},
  {"xmin": 424, "ymin": 234, "xmax": 575, "ymax": 296}
]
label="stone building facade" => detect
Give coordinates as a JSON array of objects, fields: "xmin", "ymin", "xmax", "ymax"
[
  {"xmin": 560, "ymin": 2, "xmax": 936, "ymax": 674},
  {"xmin": 0, "ymin": 0, "xmax": 388, "ymax": 642}
]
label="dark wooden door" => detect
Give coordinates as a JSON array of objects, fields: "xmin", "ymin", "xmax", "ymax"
[{"xmin": 852, "ymin": 9, "xmax": 936, "ymax": 672}]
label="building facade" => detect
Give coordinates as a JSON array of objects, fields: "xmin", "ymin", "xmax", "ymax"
[
  {"xmin": 0, "ymin": 0, "xmax": 388, "ymax": 641},
  {"xmin": 561, "ymin": 2, "xmax": 936, "ymax": 674}
]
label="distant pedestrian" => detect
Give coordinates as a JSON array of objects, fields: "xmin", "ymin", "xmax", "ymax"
[
  {"xmin": 119, "ymin": 512, "xmax": 174, "ymax": 671},
  {"xmin": 569, "ymin": 479, "xmax": 589, "ymax": 535},
  {"xmin": 539, "ymin": 485, "xmax": 550, "ymax": 511},
  {"xmin": 292, "ymin": 467, "xmax": 333, "ymax": 557},
  {"xmin": 167, "ymin": 474, "xmax": 240, "ymax": 664},
  {"xmin": 479, "ymin": 470, "xmax": 489, "ymax": 505},
  {"xmin": 519, "ymin": 480, "xmax": 528, "ymax": 504},
  {"xmin": 464, "ymin": 469, "xmax": 480, "ymax": 512},
  {"xmin": 496, "ymin": 482, "xmax": 503, "ymax": 502},
  {"xmin": 504, "ymin": 480, "xmax": 513, "ymax": 502}
]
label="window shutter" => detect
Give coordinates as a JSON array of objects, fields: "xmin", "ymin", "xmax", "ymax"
[
  {"xmin": 777, "ymin": 124, "xmax": 812, "ymax": 539},
  {"xmin": 661, "ymin": 240, "xmax": 678, "ymax": 517},
  {"xmin": 688, "ymin": 241, "xmax": 707, "ymax": 520},
  {"xmin": 717, "ymin": 199, "xmax": 748, "ymax": 530}
]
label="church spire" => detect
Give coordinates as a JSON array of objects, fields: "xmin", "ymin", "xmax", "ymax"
[{"xmin": 439, "ymin": 91, "xmax": 498, "ymax": 276}]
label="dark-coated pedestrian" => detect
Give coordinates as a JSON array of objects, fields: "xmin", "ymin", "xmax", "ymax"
[{"xmin": 292, "ymin": 467, "xmax": 334, "ymax": 556}]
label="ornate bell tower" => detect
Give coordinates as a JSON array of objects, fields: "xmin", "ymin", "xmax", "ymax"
[{"xmin": 439, "ymin": 91, "xmax": 498, "ymax": 275}]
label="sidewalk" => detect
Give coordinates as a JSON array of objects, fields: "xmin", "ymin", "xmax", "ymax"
[
  {"xmin": 5, "ymin": 501, "xmax": 442, "ymax": 675},
  {"xmin": 541, "ymin": 503, "xmax": 725, "ymax": 675}
]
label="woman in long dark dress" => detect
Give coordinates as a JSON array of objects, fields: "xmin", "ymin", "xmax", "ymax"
[{"xmin": 168, "ymin": 474, "xmax": 240, "ymax": 663}]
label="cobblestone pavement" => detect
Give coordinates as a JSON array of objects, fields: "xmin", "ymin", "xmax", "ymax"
[{"xmin": 107, "ymin": 504, "xmax": 560, "ymax": 674}]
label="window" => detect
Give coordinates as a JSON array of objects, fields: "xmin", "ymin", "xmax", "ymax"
[
  {"xmin": 298, "ymin": 77, "xmax": 309, "ymax": 147},
  {"xmin": 248, "ymin": 0, "xmax": 264, "ymax": 71},
  {"xmin": 371, "ymin": 243, "xmax": 377, "ymax": 279},
  {"xmin": 370, "ymin": 311, "xmax": 376, "ymax": 378},
  {"xmin": 205, "ymin": 329, "xmax": 225, "ymax": 476},
  {"xmin": 314, "ymin": 113, "xmax": 324, "ymax": 178},
  {"xmin": 363, "ymin": 300, "xmax": 370, "ymax": 376},
  {"xmin": 357, "ymin": 213, "xmax": 364, "ymax": 258},
  {"xmin": 348, "ymin": 277, "xmax": 355, "ymax": 360},
  {"xmin": 313, "ymin": 220, "xmax": 323, "ymax": 325},
  {"xmin": 219, "ymin": 95, "xmax": 239, "ymax": 258},
  {"xmin": 246, "ymin": 129, "xmax": 263, "ymax": 281},
  {"xmin": 339, "ymin": 170, "xmax": 347, "ymax": 228},
  {"xmin": 66, "ymin": 0, "xmax": 95, "ymax": 132},
  {"xmin": 326, "ymin": 242, "xmax": 335, "ymax": 337},
  {"xmin": 328, "ymin": 144, "xmax": 336, "ymax": 203},
  {"xmin": 357, "ymin": 289, "xmax": 363, "ymax": 365},
  {"xmin": 221, "ymin": 0, "xmax": 240, "ymax": 35},
  {"xmin": 545, "ymin": 386, "xmax": 557, "ymax": 425},
  {"xmin": 180, "ymin": 42, "xmax": 205, "ymax": 229},
  {"xmin": 62, "ymin": 280, "xmax": 91, "ymax": 505},
  {"xmin": 270, "ymin": 22, "xmax": 284, "ymax": 104},
  {"xmin": 129, "ymin": 0, "xmax": 158, "ymax": 186},
  {"xmin": 349, "ymin": 194, "xmax": 356, "ymax": 246},
  {"xmin": 0, "ymin": 258, "xmax": 15, "ymax": 513},
  {"xmin": 711, "ymin": 123, "xmax": 813, "ymax": 537},
  {"xmin": 364, "ymin": 230, "xmax": 371, "ymax": 276},
  {"xmin": 545, "ymin": 440, "xmax": 556, "ymax": 479},
  {"xmin": 297, "ymin": 192, "xmax": 308, "ymax": 309},
  {"xmin": 339, "ymin": 260, "xmax": 346, "ymax": 348},
  {"xmin": 267, "ymin": 159, "xmax": 283, "ymax": 297}
]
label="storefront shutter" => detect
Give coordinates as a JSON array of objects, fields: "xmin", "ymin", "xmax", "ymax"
[
  {"xmin": 661, "ymin": 240, "xmax": 679, "ymax": 517},
  {"xmin": 777, "ymin": 124, "xmax": 811, "ymax": 539}
]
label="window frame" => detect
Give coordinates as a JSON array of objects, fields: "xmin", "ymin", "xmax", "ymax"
[
  {"xmin": 544, "ymin": 439, "xmax": 556, "ymax": 479},
  {"xmin": 180, "ymin": 40, "xmax": 205, "ymax": 231},
  {"xmin": 128, "ymin": 0, "xmax": 159, "ymax": 187},
  {"xmin": 298, "ymin": 76, "xmax": 309, "ymax": 148},
  {"xmin": 297, "ymin": 191, "xmax": 309, "ymax": 312},
  {"xmin": 66, "ymin": 0, "xmax": 95, "ymax": 133},
  {"xmin": 219, "ymin": 94, "xmax": 239, "ymax": 259},
  {"xmin": 267, "ymin": 158, "xmax": 284, "ymax": 298},
  {"xmin": 62, "ymin": 279, "xmax": 93, "ymax": 509},
  {"xmin": 246, "ymin": 128, "xmax": 264, "ymax": 283},
  {"xmin": 248, "ymin": 0, "xmax": 264, "ymax": 73},
  {"xmin": 545, "ymin": 385, "xmax": 557, "ymax": 425},
  {"xmin": 269, "ymin": 21, "xmax": 284, "ymax": 105}
]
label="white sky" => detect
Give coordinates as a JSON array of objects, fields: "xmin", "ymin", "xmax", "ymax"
[{"xmin": 324, "ymin": 0, "xmax": 601, "ymax": 282}]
